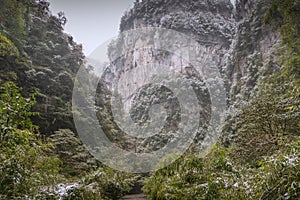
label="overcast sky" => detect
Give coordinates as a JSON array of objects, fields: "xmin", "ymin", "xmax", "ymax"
[{"xmin": 49, "ymin": 0, "xmax": 134, "ymax": 56}]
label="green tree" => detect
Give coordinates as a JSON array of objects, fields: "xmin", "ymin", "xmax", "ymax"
[
  {"xmin": 0, "ymin": 33, "xmax": 19, "ymax": 59},
  {"xmin": 0, "ymin": 82, "xmax": 61, "ymax": 199},
  {"xmin": 232, "ymin": 83, "xmax": 300, "ymax": 166},
  {"xmin": 0, "ymin": 82, "xmax": 37, "ymax": 138},
  {"xmin": 50, "ymin": 129, "xmax": 99, "ymax": 177},
  {"xmin": 0, "ymin": 0, "xmax": 27, "ymax": 48}
]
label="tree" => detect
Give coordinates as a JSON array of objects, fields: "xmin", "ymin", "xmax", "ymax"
[
  {"xmin": 0, "ymin": 82, "xmax": 61, "ymax": 199},
  {"xmin": 0, "ymin": 0, "xmax": 27, "ymax": 48},
  {"xmin": 232, "ymin": 83, "xmax": 300, "ymax": 166},
  {"xmin": 0, "ymin": 82, "xmax": 37, "ymax": 138}
]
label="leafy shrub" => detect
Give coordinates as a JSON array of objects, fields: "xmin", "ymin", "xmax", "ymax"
[
  {"xmin": 143, "ymin": 139, "xmax": 300, "ymax": 200},
  {"xmin": 143, "ymin": 145, "xmax": 240, "ymax": 200},
  {"xmin": 50, "ymin": 129, "xmax": 99, "ymax": 177},
  {"xmin": 63, "ymin": 187, "xmax": 101, "ymax": 200},
  {"xmin": 0, "ymin": 82, "xmax": 62, "ymax": 199},
  {"xmin": 62, "ymin": 167, "xmax": 138, "ymax": 200},
  {"xmin": 254, "ymin": 138, "xmax": 300, "ymax": 199},
  {"xmin": 232, "ymin": 83, "xmax": 300, "ymax": 166},
  {"xmin": 0, "ymin": 33, "xmax": 19, "ymax": 58},
  {"xmin": 228, "ymin": 137, "xmax": 300, "ymax": 199},
  {"xmin": 0, "ymin": 82, "xmax": 37, "ymax": 134}
]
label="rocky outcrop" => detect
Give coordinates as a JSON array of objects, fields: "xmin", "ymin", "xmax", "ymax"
[
  {"xmin": 95, "ymin": 0, "xmax": 236, "ymax": 152},
  {"xmin": 93, "ymin": 0, "xmax": 284, "ymax": 152},
  {"xmin": 221, "ymin": 0, "xmax": 282, "ymax": 143},
  {"xmin": 227, "ymin": 0, "xmax": 281, "ymax": 104},
  {"xmin": 120, "ymin": 0, "xmax": 235, "ymax": 47}
]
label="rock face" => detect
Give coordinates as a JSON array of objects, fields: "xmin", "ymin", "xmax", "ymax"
[
  {"xmin": 228, "ymin": 0, "xmax": 280, "ymax": 104},
  {"xmin": 95, "ymin": 0, "xmax": 236, "ymax": 152},
  {"xmin": 120, "ymin": 0, "xmax": 235, "ymax": 47},
  {"xmin": 96, "ymin": 0, "xmax": 282, "ymax": 151},
  {"xmin": 105, "ymin": 0, "xmax": 236, "ymax": 93},
  {"xmin": 222, "ymin": 0, "xmax": 282, "ymax": 143}
]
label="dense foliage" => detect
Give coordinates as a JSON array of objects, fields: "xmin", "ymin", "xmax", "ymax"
[
  {"xmin": 0, "ymin": 81, "xmax": 137, "ymax": 199},
  {"xmin": 63, "ymin": 167, "xmax": 138, "ymax": 200},
  {"xmin": 0, "ymin": 82, "xmax": 62, "ymax": 199},
  {"xmin": 143, "ymin": 138, "xmax": 300, "ymax": 199},
  {"xmin": 0, "ymin": 0, "xmax": 84, "ymax": 134},
  {"xmin": 49, "ymin": 129, "xmax": 100, "ymax": 177},
  {"xmin": 0, "ymin": 1, "xmax": 137, "ymax": 199}
]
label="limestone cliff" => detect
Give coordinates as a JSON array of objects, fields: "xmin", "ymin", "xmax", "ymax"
[
  {"xmin": 97, "ymin": 0, "xmax": 284, "ymax": 150},
  {"xmin": 228, "ymin": 0, "xmax": 280, "ymax": 104},
  {"xmin": 96, "ymin": 0, "xmax": 236, "ymax": 152}
]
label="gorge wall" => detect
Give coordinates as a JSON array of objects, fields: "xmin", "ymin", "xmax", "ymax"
[
  {"xmin": 95, "ymin": 0, "xmax": 235, "ymax": 152},
  {"xmin": 97, "ymin": 0, "xmax": 281, "ymax": 150}
]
